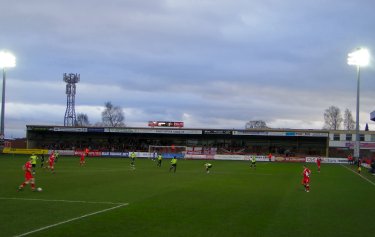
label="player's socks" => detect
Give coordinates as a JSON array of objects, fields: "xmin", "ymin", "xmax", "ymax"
[
  {"xmin": 18, "ymin": 185, "xmax": 24, "ymax": 191},
  {"xmin": 31, "ymin": 183, "xmax": 35, "ymax": 190}
]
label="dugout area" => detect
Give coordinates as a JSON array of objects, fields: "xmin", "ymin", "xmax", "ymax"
[{"xmin": 26, "ymin": 125, "xmax": 328, "ymax": 157}]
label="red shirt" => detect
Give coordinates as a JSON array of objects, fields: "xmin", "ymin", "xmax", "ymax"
[
  {"xmin": 303, "ymin": 168, "xmax": 311, "ymax": 178},
  {"xmin": 24, "ymin": 161, "xmax": 32, "ymax": 174},
  {"xmin": 317, "ymin": 158, "xmax": 321, "ymax": 166},
  {"xmin": 49, "ymin": 154, "xmax": 55, "ymax": 163},
  {"xmin": 24, "ymin": 161, "xmax": 33, "ymax": 179}
]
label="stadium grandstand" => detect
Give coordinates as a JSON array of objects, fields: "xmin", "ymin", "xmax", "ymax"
[
  {"xmin": 25, "ymin": 125, "xmax": 329, "ymax": 157},
  {"xmin": 21, "ymin": 125, "xmax": 375, "ymax": 160}
]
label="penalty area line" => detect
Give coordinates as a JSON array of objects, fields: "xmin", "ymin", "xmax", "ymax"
[
  {"xmin": 14, "ymin": 203, "xmax": 128, "ymax": 237},
  {"xmin": 340, "ymin": 164, "xmax": 375, "ymax": 187}
]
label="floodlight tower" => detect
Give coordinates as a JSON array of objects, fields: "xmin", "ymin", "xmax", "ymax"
[
  {"xmin": 0, "ymin": 51, "xmax": 16, "ymax": 140},
  {"xmin": 63, "ymin": 73, "xmax": 80, "ymax": 126},
  {"xmin": 347, "ymin": 48, "xmax": 370, "ymax": 160}
]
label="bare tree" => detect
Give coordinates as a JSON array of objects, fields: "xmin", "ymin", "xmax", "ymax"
[
  {"xmin": 323, "ymin": 106, "xmax": 343, "ymax": 130},
  {"xmin": 245, "ymin": 120, "xmax": 268, "ymax": 129},
  {"xmin": 76, "ymin": 113, "xmax": 90, "ymax": 126},
  {"xmin": 101, "ymin": 101, "xmax": 125, "ymax": 127},
  {"xmin": 343, "ymin": 108, "xmax": 355, "ymax": 130}
]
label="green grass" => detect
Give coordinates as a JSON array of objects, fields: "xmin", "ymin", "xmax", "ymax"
[{"xmin": 0, "ymin": 155, "xmax": 374, "ymax": 237}]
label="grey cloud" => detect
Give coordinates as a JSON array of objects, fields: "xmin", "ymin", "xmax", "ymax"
[{"xmin": 1, "ymin": 0, "xmax": 375, "ymax": 137}]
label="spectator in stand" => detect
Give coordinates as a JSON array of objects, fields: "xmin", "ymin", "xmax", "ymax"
[
  {"xmin": 370, "ymin": 159, "xmax": 375, "ymax": 175},
  {"xmin": 348, "ymin": 154, "xmax": 354, "ymax": 165}
]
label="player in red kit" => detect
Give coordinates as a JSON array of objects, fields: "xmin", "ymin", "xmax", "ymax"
[
  {"xmin": 85, "ymin": 148, "xmax": 89, "ymax": 156},
  {"xmin": 18, "ymin": 157, "xmax": 36, "ymax": 191},
  {"xmin": 268, "ymin": 153, "xmax": 272, "ymax": 162},
  {"xmin": 48, "ymin": 152, "xmax": 56, "ymax": 173},
  {"xmin": 316, "ymin": 157, "xmax": 322, "ymax": 172},
  {"xmin": 80, "ymin": 153, "xmax": 86, "ymax": 166},
  {"xmin": 301, "ymin": 165, "xmax": 311, "ymax": 192}
]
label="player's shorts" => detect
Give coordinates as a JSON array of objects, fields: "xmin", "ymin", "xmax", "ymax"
[
  {"xmin": 25, "ymin": 172, "xmax": 33, "ymax": 180},
  {"xmin": 303, "ymin": 177, "xmax": 310, "ymax": 184},
  {"xmin": 49, "ymin": 161, "xmax": 54, "ymax": 167}
]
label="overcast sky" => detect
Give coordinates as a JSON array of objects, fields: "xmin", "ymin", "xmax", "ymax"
[{"xmin": 1, "ymin": 0, "xmax": 375, "ymax": 138}]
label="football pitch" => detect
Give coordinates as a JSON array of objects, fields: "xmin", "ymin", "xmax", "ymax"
[{"xmin": 1, "ymin": 156, "xmax": 374, "ymax": 237}]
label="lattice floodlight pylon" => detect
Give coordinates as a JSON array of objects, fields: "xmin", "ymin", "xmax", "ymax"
[{"xmin": 63, "ymin": 73, "xmax": 80, "ymax": 126}]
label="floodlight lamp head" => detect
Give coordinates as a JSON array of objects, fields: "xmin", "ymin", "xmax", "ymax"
[
  {"xmin": 63, "ymin": 73, "xmax": 80, "ymax": 84},
  {"xmin": 0, "ymin": 51, "xmax": 16, "ymax": 68},
  {"xmin": 347, "ymin": 48, "xmax": 370, "ymax": 67}
]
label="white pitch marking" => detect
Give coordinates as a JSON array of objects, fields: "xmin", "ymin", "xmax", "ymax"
[
  {"xmin": 13, "ymin": 203, "xmax": 128, "ymax": 237},
  {"xmin": 340, "ymin": 164, "xmax": 375, "ymax": 187},
  {"xmin": 0, "ymin": 197, "xmax": 126, "ymax": 205}
]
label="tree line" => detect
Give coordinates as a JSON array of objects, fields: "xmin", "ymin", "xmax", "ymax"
[
  {"xmin": 323, "ymin": 105, "xmax": 355, "ymax": 130},
  {"xmin": 244, "ymin": 106, "xmax": 357, "ymax": 131},
  {"xmin": 75, "ymin": 101, "xmax": 125, "ymax": 127}
]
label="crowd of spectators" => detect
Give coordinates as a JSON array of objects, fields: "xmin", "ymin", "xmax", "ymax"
[{"xmin": 36, "ymin": 139, "xmax": 326, "ymax": 157}]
